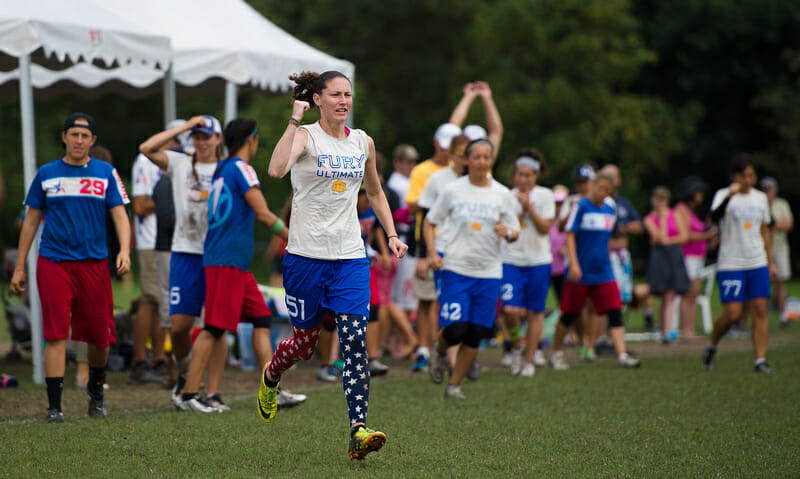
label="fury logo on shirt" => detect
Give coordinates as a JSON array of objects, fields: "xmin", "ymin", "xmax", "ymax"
[
  {"xmin": 42, "ymin": 177, "xmax": 108, "ymax": 199},
  {"xmin": 316, "ymin": 154, "xmax": 365, "ymax": 179}
]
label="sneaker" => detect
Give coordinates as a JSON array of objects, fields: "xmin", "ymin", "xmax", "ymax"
[
  {"xmin": 702, "ymin": 346, "xmax": 717, "ymax": 371},
  {"xmin": 500, "ymin": 351, "xmax": 513, "ymax": 367},
  {"xmin": 533, "ymin": 350, "xmax": 547, "ymax": 367},
  {"xmin": 583, "ymin": 347, "xmax": 596, "ymax": 362},
  {"xmin": 330, "ymin": 359, "xmax": 345, "ymax": 372},
  {"xmin": 520, "ymin": 362, "xmax": 535, "ymax": 377},
  {"xmin": 171, "ymin": 375, "xmax": 186, "ymax": 408},
  {"xmin": 277, "ymin": 388, "xmax": 307, "ymax": 408},
  {"xmin": 369, "ymin": 359, "xmax": 390, "ymax": 377},
  {"xmin": 316, "ymin": 366, "xmax": 338, "ymax": 382},
  {"xmin": 412, "ymin": 354, "xmax": 429, "ymax": 372},
  {"xmin": 205, "ymin": 393, "xmax": 231, "ymax": 412},
  {"xmin": 257, "ymin": 374, "xmax": 279, "ymax": 423},
  {"xmin": 550, "ymin": 353, "xmax": 569, "ymax": 371},
  {"xmin": 444, "ymin": 384, "xmax": 466, "ymax": 399},
  {"xmin": 348, "ymin": 426, "xmax": 387, "ymax": 460},
  {"xmin": 617, "ymin": 355, "xmax": 641, "ymax": 368},
  {"xmin": 179, "ymin": 396, "xmax": 220, "ymax": 413},
  {"xmin": 428, "ymin": 351, "xmax": 447, "ymax": 384},
  {"xmin": 754, "ymin": 361, "xmax": 774, "ymax": 373},
  {"xmin": 466, "ymin": 362, "xmax": 481, "ymax": 381},
  {"xmin": 88, "ymin": 396, "xmax": 108, "ymax": 418},
  {"xmin": 46, "ymin": 409, "xmax": 64, "ymax": 423},
  {"xmin": 128, "ymin": 364, "xmax": 164, "ymax": 385},
  {"xmin": 509, "ymin": 348, "xmax": 522, "ymax": 375}
]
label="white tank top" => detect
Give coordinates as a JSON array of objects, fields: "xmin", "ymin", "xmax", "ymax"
[{"xmin": 287, "ymin": 121, "xmax": 369, "ymax": 260}]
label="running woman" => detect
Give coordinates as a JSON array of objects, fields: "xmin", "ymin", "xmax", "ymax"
[
  {"xmin": 178, "ymin": 118, "xmax": 292, "ymax": 409},
  {"xmin": 423, "ymin": 139, "xmax": 520, "ymax": 399},
  {"xmin": 262, "ymin": 71, "xmax": 408, "ymax": 460},
  {"xmin": 11, "ymin": 113, "xmax": 131, "ymax": 422},
  {"xmin": 139, "ymin": 115, "xmax": 227, "ymax": 411},
  {"xmin": 703, "ymin": 153, "xmax": 777, "ymax": 373},
  {"xmin": 500, "ymin": 150, "xmax": 555, "ymax": 377},
  {"xmin": 550, "ymin": 172, "xmax": 641, "ymax": 370}
]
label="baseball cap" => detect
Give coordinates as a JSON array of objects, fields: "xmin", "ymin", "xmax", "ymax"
[
  {"xmin": 190, "ymin": 115, "xmax": 222, "ymax": 137},
  {"xmin": 166, "ymin": 119, "xmax": 193, "ymax": 152},
  {"xmin": 63, "ymin": 112, "xmax": 96, "ymax": 135},
  {"xmin": 463, "ymin": 124, "xmax": 487, "ymax": 141},
  {"xmin": 434, "ymin": 123, "xmax": 462, "ymax": 150},
  {"xmin": 759, "ymin": 176, "xmax": 777, "ymax": 191},
  {"xmin": 573, "ymin": 164, "xmax": 596, "ymax": 182}
]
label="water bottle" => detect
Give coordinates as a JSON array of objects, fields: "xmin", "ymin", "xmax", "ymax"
[{"xmin": 0, "ymin": 373, "xmax": 18, "ymax": 388}]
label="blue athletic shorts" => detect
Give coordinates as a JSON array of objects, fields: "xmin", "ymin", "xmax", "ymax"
[
  {"xmin": 501, "ymin": 263, "xmax": 551, "ymax": 312},
  {"xmin": 169, "ymin": 252, "xmax": 205, "ymax": 316},
  {"xmin": 438, "ymin": 270, "xmax": 501, "ymax": 329},
  {"xmin": 282, "ymin": 253, "xmax": 370, "ymax": 329},
  {"xmin": 433, "ymin": 251, "xmax": 445, "ymax": 299},
  {"xmin": 717, "ymin": 266, "xmax": 771, "ymax": 304}
]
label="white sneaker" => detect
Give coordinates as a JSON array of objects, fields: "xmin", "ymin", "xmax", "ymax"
[
  {"xmin": 520, "ymin": 362, "xmax": 535, "ymax": 377},
  {"xmin": 500, "ymin": 351, "xmax": 512, "ymax": 367},
  {"xmin": 444, "ymin": 384, "xmax": 466, "ymax": 399},
  {"xmin": 277, "ymin": 389, "xmax": 307, "ymax": 408},
  {"xmin": 550, "ymin": 353, "xmax": 569, "ymax": 371},
  {"xmin": 316, "ymin": 366, "xmax": 338, "ymax": 382},
  {"xmin": 178, "ymin": 396, "xmax": 220, "ymax": 413},
  {"xmin": 204, "ymin": 394, "xmax": 231, "ymax": 412},
  {"xmin": 368, "ymin": 359, "xmax": 389, "ymax": 376},
  {"xmin": 509, "ymin": 348, "xmax": 522, "ymax": 375},
  {"xmin": 533, "ymin": 350, "xmax": 547, "ymax": 367}
]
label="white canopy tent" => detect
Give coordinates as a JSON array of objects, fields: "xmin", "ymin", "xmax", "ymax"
[{"xmin": 0, "ymin": 0, "xmax": 172, "ymax": 384}]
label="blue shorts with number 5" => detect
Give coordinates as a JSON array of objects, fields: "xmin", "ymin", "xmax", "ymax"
[
  {"xmin": 282, "ymin": 253, "xmax": 370, "ymax": 329},
  {"xmin": 438, "ymin": 270, "xmax": 501, "ymax": 329},
  {"xmin": 717, "ymin": 266, "xmax": 770, "ymax": 304}
]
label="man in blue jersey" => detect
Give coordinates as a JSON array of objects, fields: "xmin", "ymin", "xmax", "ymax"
[
  {"xmin": 11, "ymin": 113, "xmax": 131, "ymax": 422},
  {"xmin": 549, "ymin": 172, "xmax": 641, "ymax": 370}
]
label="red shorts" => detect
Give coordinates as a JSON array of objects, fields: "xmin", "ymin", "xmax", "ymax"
[
  {"xmin": 204, "ymin": 266, "xmax": 272, "ymax": 331},
  {"xmin": 560, "ymin": 280, "xmax": 622, "ymax": 315},
  {"xmin": 37, "ymin": 256, "xmax": 115, "ymax": 348}
]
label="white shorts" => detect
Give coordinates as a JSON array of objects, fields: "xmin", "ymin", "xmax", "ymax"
[
  {"xmin": 774, "ymin": 250, "xmax": 792, "ymax": 281},
  {"xmin": 156, "ymin": 251, "xmax": 171, "ymax": 328},
  {"xmin": 684, "ymin": 255, "xmax": 706, "ymax": 280}
]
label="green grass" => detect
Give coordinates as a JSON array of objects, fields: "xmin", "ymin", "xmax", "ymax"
[{"xmin": 1, "ymin": 343, "xmax": 799, "ymax": 477}]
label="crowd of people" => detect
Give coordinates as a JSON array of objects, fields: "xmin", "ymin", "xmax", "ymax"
[{"xmin": 7, "ymin": 74, "xmax": 794, "ymax": 461}]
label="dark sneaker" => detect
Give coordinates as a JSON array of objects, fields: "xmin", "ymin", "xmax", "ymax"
[
  {"xmin": 411, "ymin": 355, "xmax": 429, "ymax": 372},
  {"xmin": 128, "ymin": 365, "xmax": 164, "ymax": 384},
  {"xmin": 466, "ymin": 362, "xmax": 481, "ymax": 381},
  {"xmin": 702, "ymin": 346, "xmax": 717, "ymax": 371},
  {"xmin": 178, "ymin": 396, "xmax": 220, "ymax": 413},
  {"xmin": 46, "ymin": 409, "xmax": 64, "ymax": 423},
  {"xmin": 88, "ymin": 396, "xmax": 108, "ymax": 419},
  {"xmin": 348, "ymin": 426, "xmax": 386, "ymax": 460},
  {"xmin": 754, "ymin": 361, "xmax": 774, "ymax": 373},
  {"xmin": 171, "ymin": 375, "xmax": 186, "ymax": 409},
  {"xmin": 428, "ymin": 351, "xmax": 447, "ymax": 384}
]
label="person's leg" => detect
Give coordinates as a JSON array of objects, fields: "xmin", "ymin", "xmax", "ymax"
[
  {"xmin": 774, "ymin": 278, "xmax": 787, "ymax": 318},
  {"xmin": 385, "ymin": 302, "xmax": 417, "ymax": 358},
  {"xmin": 524, "ymin": 311, "xmax": 544, "ymax": 363},
  {"xmin": 660, "ymin": 291, "xmax": 676, "ymax": 338},
  {"xmin": 680, "ymin": 278, "xmax": 702, "ymax": 338},
  {"xmin": 204, "ymin": 335, "xmax": 228, "ymax": 396},
  {"xmin": 265, "ymin": 324, "xmax": 322, "ymax": 382},
  {"xmin": 749, "ymin": 298, "xmax": 769, "ymax": 360},
  {"xmin": 171, "ymin": 314, "xmax": 196, "ymax": 377},
  {"xmin": 709, "ymin": 302, "xmax": 743, "ymax": 346},
  {"xmin": 45, "ymin": 339, "xmax": 68, "ymax": 378},
  {"xmin": 182, "ymin": 330, "xmax": 220, "ymax": 395}
]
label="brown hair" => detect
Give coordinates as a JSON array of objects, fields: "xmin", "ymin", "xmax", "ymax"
[
  {"xmin": 89, "ymin": 145, "xmax": 113, "ymax": 165},
  {"xmin": 290, "ymin": 71, "xmax": 351, "ymax": 108}
]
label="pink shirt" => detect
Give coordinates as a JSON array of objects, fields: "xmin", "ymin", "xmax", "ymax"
[
  {"xmin": 676, "ymin": 202, "xmax": 707, "ymax": 258},
  {"xmin": 549, "ymin": 222, "xmax": 567, "ymax": 275},
  {"xmin": 646, "ymin": 209, "xmax": 679, "ymax": 241}
]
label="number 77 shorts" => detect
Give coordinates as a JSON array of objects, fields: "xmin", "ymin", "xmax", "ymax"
[
  {"xmin": 716, "ymin": 266, "xmax": 770, "ymax": 303},
  {"xmin": 281, "ymin": 252, "xmax": 370, "ymax": 329}
]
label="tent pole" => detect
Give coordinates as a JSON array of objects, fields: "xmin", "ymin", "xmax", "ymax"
[
  {"xmin": 163, "ymin": 64, "xmax": 177, "ymax": 127},
  {"xmin": 20, "ymin": 54, "xmax": 45, "ymax": 385},
  {"xmin": 224, "ymin": 81, "xmax": 238, "ymax": 127}
]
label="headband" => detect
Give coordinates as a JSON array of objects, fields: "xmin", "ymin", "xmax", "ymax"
[{"xmin": 515, "ymin": 156, "xmax": 541, "ymax": 172}]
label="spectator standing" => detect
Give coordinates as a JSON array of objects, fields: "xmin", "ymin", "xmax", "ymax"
[
  {"xmin": 760, "ymin": 177, "xmax": 794, "ymax": 327},
  {"xmin": 549, "ymin": 185, "xmax": 570, "ymax": 305}
]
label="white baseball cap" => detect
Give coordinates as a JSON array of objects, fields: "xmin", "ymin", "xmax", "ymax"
[
  {"xmin": 463, "ymin": 124, "xmax": 487, "ymax": 141},
  {"xmin": 433, "ymin": 123, "xmax": 462, "ymax": 150}
]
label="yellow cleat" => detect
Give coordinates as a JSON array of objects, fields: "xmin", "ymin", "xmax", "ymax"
[
  {"xmin": 257, "ymin": 374, "xmax": 279, "ymax": 423},
  {"xmin": 348, "ymin": 426, "xmax": 386, "ymax": 460}
]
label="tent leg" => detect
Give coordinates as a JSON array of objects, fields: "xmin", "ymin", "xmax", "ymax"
[
  {"xmin": 224, "ymin": 81, "xmax": 238, "ymax": 127},
  {"xmin": 163, "ymin": 65, "xmax": 177, "ymax": 127},
  {"xmin": 20, "ymin": 54, "xmax": 44, "ymax": 385}
]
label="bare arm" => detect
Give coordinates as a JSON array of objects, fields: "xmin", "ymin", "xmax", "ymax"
[
  {"xmin": 565, "ymin": 232, "xmax": 581, "ymax": 282},
  {"xmin": 643, "ymin": 215, "xmax": 665, "ymax": 244},
  {"xmin": 364, "ymin": 135, "xmax": 408, "ymax": 258},
  {"xmin": 448, "ymin": 83, "xmax": 479, "ymax": 127},
  {"xmin": 268, "ymin": 101, "xmax": 311, "ymax": 178},
  {"xmin": 476, "ymin": 82, "xmax": 504, "ymax": 158},
  {"xmin": 109, "ymin": 204, "xmax": 131, "ymax": 276},
  {"xmin": 762, "ymin": 223, "xmax": 778, "ymax": 279},
  {"xmin": 672, "ymin": 209, "xmax": 689, "ymax": 244},
  {"xmin": 132, "ymin": 196, "xmax": 156, "ymax": 217},
  {"xmin": 244, "ymin": 187, "xmax": 289, "ymax": 241},
  {"xmin": 422, "ymin": 217, "xmax": 443, "ymax": 270},
  {"xmin": 139, "ymin": 115, "xmax": 205, "ymax": 170},
  {"xmin": 9, "ymin": 207, "xmax": 43, "ymax": 294}
]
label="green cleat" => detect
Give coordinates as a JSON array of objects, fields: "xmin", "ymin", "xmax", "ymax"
[
  {"xmin": 348, "ymin": 426, "xmax": 387, "ymax": 460},
  {"xmin": 257, "ymin": 374, "xmax": 279, "ymax": 423}
]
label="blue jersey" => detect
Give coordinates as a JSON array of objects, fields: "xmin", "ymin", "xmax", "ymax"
[
  {"xmin": 204, "ymin": 157, "xmax": 261, "ymax": 270},
  {"xmin": 24, "ymin": 158, "xmax": 129, "ymax": 262},
  {"xmin": 565, "ymin": 197, "xmax": 616, "ymax": 284},
  {"xmin": 612, "ymin": 194, "xmax": 641, "ymax": 234}
]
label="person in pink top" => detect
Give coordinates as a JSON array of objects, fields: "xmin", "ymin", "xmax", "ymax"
[
  {"xmin": 549, "ymin": 185, "xmax": 570, "ymax": 302},
  {"xmin": 674, "ymin": 177, "xmax": 717, "ymax": 340},
  {"xmin": 644, "ymin": 186, "xmax": 690, "ymax": 343}
]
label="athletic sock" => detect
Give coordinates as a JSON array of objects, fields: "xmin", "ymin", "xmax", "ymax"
[
  {"xmin": 417, "ymin": 346, "xmax": 430, "ymax": 359},
  {"xmin": 617, "ymin": 353, "xmax": 628, "ymax": 361},
  {"xmin": 263, "ymin": 370, "xmax": 278, "ymax": 388},
  {"xmin": 45, "ymin": 377, "xmax": 64, "ymax": 411},
  {"xmin": 706, "ymin": 344, "xmax": 717, "ymax": 351},
  {"xmin": 754, "ymin": 358, "xmax": 766, "ymax": 366},
  {"xmin": 88, "ymin": 367, "xmax": 106, "ymax": 398},
  {"xmin": 502, "ymin": 340, "xmax": 513, "ymax": 353},
  {"xmin": 181, "ymin": 392, "xmax": 198, "ymax": 401}
]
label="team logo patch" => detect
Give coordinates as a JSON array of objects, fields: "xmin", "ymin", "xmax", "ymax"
[
  {"xmin": 470, "ymin": 222, "xmax": 482, "ymax": 231},
  {"xmin": 236, "ymin": 161, "xmax": 260, "ymax": 188},
  {"xmin": 332, "ymin": 181, "xmax": 346, "ymax": 194}
]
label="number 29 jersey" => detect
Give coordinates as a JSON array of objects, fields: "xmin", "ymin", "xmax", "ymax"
[{"xmin": 24, "ymin": 158, "xmax": 130, "ymax": 262}]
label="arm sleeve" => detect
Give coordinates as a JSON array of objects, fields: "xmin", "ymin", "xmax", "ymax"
[
  {"xmin": 415, "ymin": 208, "xmax": 430, "ymax": 258},
  {"xmin": 710, "ymin": 189, "xmax": 730, "ymax": 223},
  {"xmin": 23, "ymin": 171, "xmax": 45, "ymax": 209},
  {"xmin": 107, "ymin": 167, "xmax": 131, "ymax": 208}
]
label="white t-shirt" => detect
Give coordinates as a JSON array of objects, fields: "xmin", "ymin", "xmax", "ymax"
[
  {"xmin": 427, "ymin": 176, "xmax": 520, "ymax": 279},
  {"xmin": 288, "ymin": 122, "xmax": 369, "ymax": 260},
  {"xmin": 418, "ymin": 166, "xmax": 460, "ymax": 252},
  {"xmin": 502, "ymin": 185, "xmax": 555, "ymax": 266},
  {"xmin": 387, "ymin": 172, "xmax": 410, "ymax": 207},
  {"xmin": 165, "ymin": 150, "xmax": 217, "ymax": 255},
  {"xmin": 131, "ymin": 153, "xmax": 163, "ymax": 250},
  {"xmin": 711, "ymin": 187, "xmax": 771, "ymax": 271}
]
